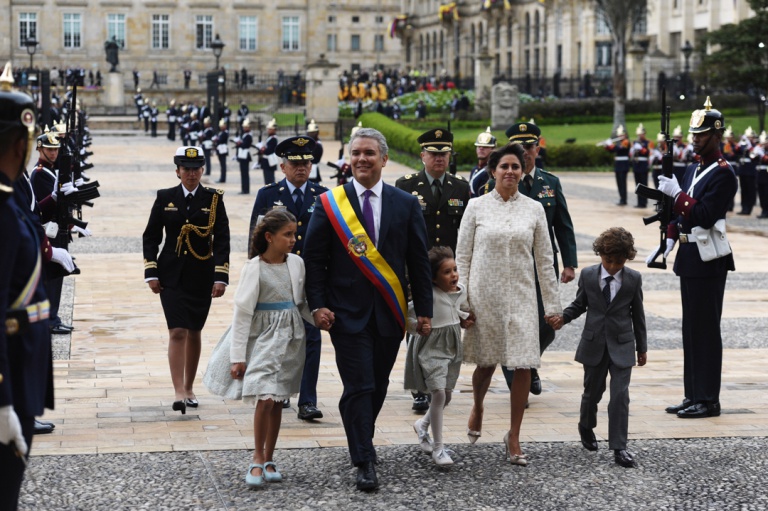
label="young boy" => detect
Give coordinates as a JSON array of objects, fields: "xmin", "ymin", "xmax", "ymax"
[{"xmin": 551, "ymin": 227, "xmax": 647, "ymax": 468}]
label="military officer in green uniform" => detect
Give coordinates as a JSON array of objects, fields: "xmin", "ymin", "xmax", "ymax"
[
  {"xmin": 395, "ymin": 128, "xmax": 470, "ymax": 411},
  {"xmin": 482, "ymin": 123, "xmax": 578, "ymax": 396}
]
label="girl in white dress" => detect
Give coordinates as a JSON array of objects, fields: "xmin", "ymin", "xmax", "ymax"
[
  {"xmin": 203, "ymin": 210, "xmax": 313, "ymax": 488},
  {"xmin": 405, "ymin": 246, "xmax": 475, "ymax": 466}
]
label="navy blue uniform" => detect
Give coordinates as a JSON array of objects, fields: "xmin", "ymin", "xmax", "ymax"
[
  {"xmin": 258, "ymin": 135, "xmax": 278, "ymax": 185},
  {"xmin": 605, "ymin": 138, "xmax": 631, "ymax": 205},
  {"xmin": 214, "ymin": 128, "xmax": 229, "ymax": 183},
  {"xmin": 236, "ymin": 132, "xmax": 253, "ymax": 194}
]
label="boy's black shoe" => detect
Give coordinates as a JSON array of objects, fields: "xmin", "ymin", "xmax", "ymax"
[
  {"xmin": 614, "ymin": 449, "xmax": 636, "ymax": 468},
  {"xmin": 578, "ymin": 425, "xmax": 598, "ymax": 451}
]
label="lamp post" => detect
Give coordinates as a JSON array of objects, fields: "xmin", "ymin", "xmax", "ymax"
[
  {"xmin": 211, "ymin": 33, "xmax": 225, "ymax": 71},
  {"xmin": 24, "ymin": 37, "xmax": 38, "ymax": 70},
  {"xmin": 681, "ymin": 40, "xmax": 693, "ymax": 99}
]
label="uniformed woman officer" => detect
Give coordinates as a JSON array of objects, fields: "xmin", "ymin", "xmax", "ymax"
[{"xmin": 143, "ymin": 146, "xmax": 230, "ymax": 414}]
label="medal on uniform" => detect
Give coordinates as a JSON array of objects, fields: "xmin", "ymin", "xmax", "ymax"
[
  {"xmin": 347, "ymin": 233, "xmax": 372, "ymax": 257},
  {"xmin": 272, "ymin": 200, "xmax": 286, "ymax": 210}
]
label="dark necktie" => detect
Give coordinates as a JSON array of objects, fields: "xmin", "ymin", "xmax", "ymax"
[
  {"xmin": 363, "ymin": 189, "xmax": 376, "ymax": 246},
  {"xmin": 433, "ymin": 179, "xmax": 442, "ymax": 203},
  {"xmin": 603, "ymin": 275, "xmax": 614, "ymax": 306},
  {"xmin": 186, "ymin": 193, "xmax": 193, "ymax": 211},
  {"xmin": 523, "ymin": 174, "xmax": 533, "ymax": 194},
  {"xmin": 294, "ymin": 188, "xmax": 303, "ymax": 212}
]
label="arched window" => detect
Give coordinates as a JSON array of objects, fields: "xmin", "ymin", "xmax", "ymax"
[
  {"xmin": 440, "ymin": 30, "xmax": 444, "ymax": 59},
  {"xmin": 426, "ymin": 33, "xmax": 431, "ymax": 61},
  {"xmin": 507, "ymin": 17, "xmax": 513, "ymax": 47},
  {"xmin": 420, "ymin": 34, "xmax": 424, "ymax": 62},
  {"xmin": 525, "ymin": 12, "xmax": 530, "ymax": 45},
  {"xmin": 534, "ymin": 11, "xmax": 540, "ymax": 44},
  {"xmin": 471, "ymin": 24, "xmax": 476, "ymax": 54},
  {"xmin": 479, "ymin": 22, "xmax": 484, "ymax": 49},
  {"xmin": 495, "ymin": 19, "xmax": 501, "ymax": 49}
]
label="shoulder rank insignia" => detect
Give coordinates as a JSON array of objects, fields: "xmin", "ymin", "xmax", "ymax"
[
  {"xmin": 411, "ymin": 191, "xmax": 418, "ymax": 195},
  {"xmin": 718, "ymin": 158, "xmax": 728, "ymax": 168},
  {"xmin": 404, "ymin": 174, "xmax": 413, "ymax": 179},
  {"xmin": 454, "ymin": 174, "xmax": 466, "ymax": 181}
]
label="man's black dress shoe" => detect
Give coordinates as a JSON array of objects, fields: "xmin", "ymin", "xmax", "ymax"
[
  {"xmin": 578, "ymin": 425, "xmax": 598, "ymax": 451},
  {"xmin": 356, "ymin": 461, "xmax": 379, "ymax": 491},
  {"xmin": 51, "ymin": 325, "xmax": 72, "ymax": 335},
  {"xmin": 412, "ymin": 394, "xmax": 429, "ymax": 412},
  {"xmin": 616, "ymin": 201, "xmax": 627, "ymax": 206},
  {"xmin": 665, "ymin": 398, "xmax": 693, "ymax": 414},
  {"xmin": 530, "ymin": 369, "xmax": 542, "ymax": 395},
  {"xmin": 33, "ymin": 420, "xmax": 55, "ymax": 434},
  {"xmin": 614, "ymin": 449, "xmax": 636, "ymax": 468},
  {"xmin": 677, "ymin": 402, "xmax": 721, "ymax": 418},
  {"xmin": 737, "ymin": 211, "xmax": 751, "ymax": 216},
  {"xmin": 297, "ymin": 403, "xmax": 323, "ymax": 421}
]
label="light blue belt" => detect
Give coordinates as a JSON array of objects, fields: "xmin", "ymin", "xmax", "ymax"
[{"xmin": 255, "ymin": 301, "xmax": 294, "ymax": 311}]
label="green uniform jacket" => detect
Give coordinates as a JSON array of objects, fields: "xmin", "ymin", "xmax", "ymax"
[{"xmin": 480, "ymin": 167, "xmax": 577, "ymax": 273}]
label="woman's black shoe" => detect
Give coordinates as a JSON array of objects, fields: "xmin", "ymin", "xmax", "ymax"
[{"xmin": 172, "ymin": 400, "xmax": 186, "ymax": 415}]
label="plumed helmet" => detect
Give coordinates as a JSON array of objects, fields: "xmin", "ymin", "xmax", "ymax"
[
  {"xmin": 474, "ymin": 127, "xmax": 497, "ymax": 147},
  {"xmin": 688, "ymin": 96, "xmax": 725, "ymax": 134},
  {"xmin": 266, "ymin": 118, "xmax": 277, "ymax": 130},
  {"xmin": 615, "ymin": 125, "xmax": 626, "ymax": 137},
  {"xmin": 0, "ymin": 62, "xmax": 37, "ymax": 167},
  {"xmin": 672, "ymin": 125, "xmax": 683, "ymax": 138},
  {"xmin": 36, "ymin": 126, "xmax": 60, "ymax": 149},
  {"xmin": 636, "ymin": 123, "xmax": 646, "ymax": 135},
  {"xmin": 656, "ymin": 132, "xmax": 665, "ymax": 143},
  {"xmin": 306, "ymin": 119, "xmax": 319, "ymax": 132},
  {"xmin": 350, "ymin": 121, "xmax": 363, "ymax": 138}
]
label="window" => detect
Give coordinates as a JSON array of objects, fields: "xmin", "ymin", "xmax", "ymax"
[
  {"xmin": 196, "ymin": 15, "xmax": 213, "ymax": 49},
  {"xmin": 352, "ymin": 16, "xmax": 360, "ymax": 23},
  {"xmin": 328, "ymin": 15, "xmax": 336, "ymax": 23},
  {"xmin": 525, "ymin": 13, "xmax": 530, "ymax": 45},
  {"xmin": 495, "ymin": 20, "xmax": 501, "ymax": 49},
  {"xmin": 596, "ymin": 42, "xmax": 612, "ymax": 67},
  {"xmin": 327, "ymin": 33, "xmax": 337, "ymax": 52},
  {"xmin": 374, "ymin": 34, "xmax": 384, "ymax": 52},
  {"xmin": 375, "ymin": 16, "xmax": 384, "ymax": 24},
  {"xmin": 151, "ymin": 14, "xmax": 170, "ymax": 49},
  {"xmin": 19, "ymin": 13, "xmax": 37, "ymax": 47},
  {"xmin": 63, "ymin": 13, "xmax": 82, "ymax": 49},
  {"xmin": 282, "ymin": 16, "xmax": 300, "ymax": 51},
  {"xmin": 507, "ymin": 18, "xmax": 513, "ymax": 47},
  {"xmin": 596, "ymin": 11, "xmax": 610, "ymax": 35},
  {"xmin": 239, "ymin": 16, "xmax": 257, "ymax": 51},
  {"xmin": 351, "ymin": 34, "xmax": 361, "ymax": 51},
  {"xmin": 633, "ymin": 10, "xmax": 647, "ymax": 35},
  {"xmin": 534, "ymin": 11, "xmax": 540, "ymax": 44},
  {"xmin": 107, "ymin": 14, "xmax": 126, "ymax": 48}
]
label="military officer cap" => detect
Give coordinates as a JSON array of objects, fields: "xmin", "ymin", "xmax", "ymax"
[
  {"xmin": 173, "ymin": 146, "xmax": 205, "ymax": 168},
  {"xmin": 37, "ymin": 126, "xmax": 60, "ymax": 149},
  {"xmin": 474, "ymin": 127, "xmax": 497, "ymax": 148},
  {"xmin": 688, "ymin": 96, "xmax": 725, "ymax": 134},
  {"xmin": 307, "ymin": 119, "xmax": 319, "ymax": 133},
  {"xmin": 0, "ymin": 62, "xmax": 37, "ymax": 164},
  {"xmin": 418, "ymin": 128, "xmax": 453, "ymax": 152},
  {"xmin": 505, "ymin": 121, "xmax": 541, "ymax": 145},
  {"xmin": 275, "ymin": 136, "xmax": 315, "ymax": 161}
]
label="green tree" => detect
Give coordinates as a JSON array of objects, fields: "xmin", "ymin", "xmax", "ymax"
[{"xmin": 699, "ymin": 0, "xmax": 768, "ymax": 131}]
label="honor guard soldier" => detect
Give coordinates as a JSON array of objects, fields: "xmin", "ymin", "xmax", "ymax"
[
  {"xmin": 166, "ymin": 99, "xmax": 178, "ymax": 141},
  {"xmin": 737, "ymin": 126, "xmax": 758, "ymax": 215},
  {"xmin": 214, "ymin": 118, "xmax": 229, "ymax": 184},
  {"xmin": 602, "ymin": 125, "xmax": 631, "ymax": 205},
  {"xmin": 495, "ymin": 121, "xmax": 578, "ymax": 397},
  {"xmin": 201, "ymin": 117, "xmax": 214, "ymax": 176},
  {"xmin": 257, "ymin": 118, "xmax": 279, "ymax": 185},
  {"xmin": 468, "ymin": 127, "xmax": 497, "ymax": 198},
  {"xmin": 143, "ymin": 146, "xmax": 230, "ymax": 415},
  {"xmin": 630, "ymin": 123, "xmax": 650, "ymax": 208},
  {"xmin": 134, "ymin": 87, "xmax": 144, "ymax": 122},
  {"xmin": 721, "ymin": 126, "xmax": 740, "ymax": 212},
  {"xmin": 306, "ymin": 119, "xmax": 324, "ymax": 184},
  {"xmin": 249, "ymin": 136, "xmax": 328, "ymax": 419},
  {"xmin": 220, "ymin": 101, "xmax": 232, "ymax": 131},
  {"xmin": 650, "ymin": 132, "xmax": 665, "ymax": 189},
  {"xmin": 756, "ymin": 131, "xmax": 768, "ymax": 218},
  {"xmin": 236, "ymin": 118, "xmax": 253, "ymax": 194},
  {"xmin": 671, "ymin": 125, "xmax": 688, "ymax": 183},
  {"xmin": 654, "ymin": 97, "xmax": 736, "ymax": 419},
  {"xmin": 188, "ymin": 111, "xmax": 201, "ymax": 148},
  {"xmin": 236, "ymin": 101, "xmax": 249, "ymax": 137},
  {"xmin": 149, "ymin": 100, "xmax": 159, "ymax": 138},
  {"xmin": 0, "ymin": 61, "xmax": 55, "ymax": 510}
]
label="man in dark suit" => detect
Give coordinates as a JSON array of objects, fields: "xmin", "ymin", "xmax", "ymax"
[
  {"xmin": 143, "ymin": 146, "xmax": 230, "ymax": 414},
  {"xmin": 489, "ymin": 122, "xmax": 578, "ymax": 396},
  {"xmin": 249, "ymin": 136, "xmax": 328, "ymax": 420},
  {"xmin": 654, "ymin": 97, "xmax": 737, "ymax": 419},
  {"xmin": 0, "ymin": 71, "xmax": 55, "ymax": 510},
  {"xmin": 304, "ymin": 128, "xmax": 433, "ymax": 491},
  {"xmin": 395, "ymin": 127, "xmax": 469, "ymax": 411}
]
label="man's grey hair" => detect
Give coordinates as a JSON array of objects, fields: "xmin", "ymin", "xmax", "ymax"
[{"xmin": 349, "ymin": 127, "xmax": 388, "ymax": 158}]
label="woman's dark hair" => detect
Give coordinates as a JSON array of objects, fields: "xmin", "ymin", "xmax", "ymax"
[
  {"xmin": 249, "ymin": 209, "xmax": 297, "ymax": 258},
  {"xmin": 592, "ymin": 227, "xmax": 637, "ymax": 260},
  {"xmin": 486, "ymin": 142, "xmax": 527, "ymax": 178},
  {"xmin": 428, "ymin": 246, "xmax": 455, "ymax": 280}
]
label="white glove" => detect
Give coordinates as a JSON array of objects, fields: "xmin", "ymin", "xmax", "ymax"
[
  {"xmin": 74, "ymin": 178, "xmax": 85, "ymax": 187},
  {"xmin": 60, "ymin": 182, "xmax": 78, "ymax": 196},
  {"xmin": 0, "ymin": 406, "xmax": 27, "ymax": 456},
  {"xmin": 658, "ymin": 175, "xmax": 682, "ymax": 199},
  {"xmin": 645, "ymin": 238, "xmax": 676, "ymax": 264},
  {"xmin": 51, "ymin": 247, "xmax": 75, "ymax": 272},
  {"xmin": 71, "ymin": 225, "xmax": 92, "ymax": 237}
]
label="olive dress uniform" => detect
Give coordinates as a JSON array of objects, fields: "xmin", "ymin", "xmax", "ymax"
[{"xmin": 142, "ymin": 174, "xmax": 230, "ymax": 330}]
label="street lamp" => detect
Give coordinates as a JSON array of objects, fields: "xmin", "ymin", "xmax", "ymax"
[
  {"xmin": 681, "ymin": 40, "xmax": 693, "ymax": 99},
  {"xmin": 24, "ymin": 37, "xmax": 38, "ymax": 70},
  {"xmin": 211, "ymin": 33, "xmax": 225, "ymax": 70}
]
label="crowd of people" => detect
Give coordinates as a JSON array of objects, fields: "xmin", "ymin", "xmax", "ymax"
[{"xmin": 1, "ymin": 51, "xmax": 741, "ymax": 507}]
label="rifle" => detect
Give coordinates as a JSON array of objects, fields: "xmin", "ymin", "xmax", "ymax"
[
  {"xmin": 635, "ymin": 88, "xmax": 675, "ymax": 269},
  {"xmin": 447, "ymin": 119, "xmax": 457, "ymax": 175}
]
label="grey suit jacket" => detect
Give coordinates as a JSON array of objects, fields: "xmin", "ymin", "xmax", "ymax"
[{"xmin": 563, "ymin": 264, "xmax": 647, "ymax": 368}]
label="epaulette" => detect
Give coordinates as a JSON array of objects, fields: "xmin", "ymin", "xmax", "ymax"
[
  {"xmin": 206, "ymin": 187, "xmax": 225, "ymax": 195},
  {"xmin": 717, "ymin": 158, "xmax": 729, "ymax": 168},
  {"xmin": 403, "ymin": 173, "xmax": 414, "ymax": 180},
  {"xmin": 453, "ymin": 174, "xmax": 466, "ymax": 181},
  {"xmin": 538, "ymin": 168, "xmax": 554, "ymax": 176},
  {"xmin": 264, "ymin": 182, "xmax": 279, "ymax": 188}
]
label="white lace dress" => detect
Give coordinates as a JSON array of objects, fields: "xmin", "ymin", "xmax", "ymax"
[{"xmin": 456, "ymin": 189, "xmax": 562, "ymax": 369}]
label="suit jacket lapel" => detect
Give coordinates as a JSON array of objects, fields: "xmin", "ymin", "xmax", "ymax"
[
  {"xmin": 343, "ymin": 182, "xmax": 363, "ymax": 220},
  {"xmin": 278, "ymin": 179, "xmax": 297, "ymax": 216}
]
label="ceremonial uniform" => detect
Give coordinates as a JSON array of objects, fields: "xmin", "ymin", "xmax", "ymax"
[
  {"xmin": 149, "ymin": 103, "xmax": 159, "ymax": 138},
  {"xmin": 604, "ymin": 127, "xmax": 631, "ymax": 205},
  {"xmin": 721, "ymin": 127, "xmax": 740, "ymax": 212},
  {"xmin": 307, "ymin": 120, "xmax": 324, "ymax": 184},
  {"xmin": 201, "ymin": 120, "xmax": 215, "ymax": 176},
  {"xmin": 258, "ymin": 119, "xmax": 279, "ymax": 185},
  {"xmin": 468, "ymin": 127, "xmax": 496, "ymax": 198},
  {"xmin": 630, "ymin": 124, "xmax": 650, "ymax": 208},
  {"xmin": 737, "ymin": 127, "xmax": 758, "ymax": 215},
  {"xmin": 166, "ymin": 101, "xmax": 178, "ymax": 141},
  {"xmin": 142, "ymin": 150, "xmax": 230, "ymax": 330},
  {"xmin": 236, "ymin": 121, "xmax": 253, "ymax": 194},
  {"xmin": 756, "ymin": 132, "xmax": 768, "ymax": 218},
  {"xmin": 671, "ymin": 126, "xmax": 688, "ymax": 183},
  {"xmin": 236, "ymin": 102, "xmax": 249, "ymax": 137},
  {"xmin": 214, "ymin": 119, "xmax": 228, "ymax": 183}
]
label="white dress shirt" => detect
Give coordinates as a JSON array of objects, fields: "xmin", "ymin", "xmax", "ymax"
[{"xmin": 352, "ymin": 178, "xmax": 383, "ymax": 245}]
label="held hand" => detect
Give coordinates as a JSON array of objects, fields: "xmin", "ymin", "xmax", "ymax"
[
  {"xmin": 313, "ymin": 308, "xmax": 335, "ymax": 331},
  {"xmin": 148, "ymin": 280, "xmax": 163, "ymax": 294},
  {"xmin": 230, "ymin": 362, "xmax": 246, "ymax": 380},
  {"xmin": 211, "ymin": 283, "xmax": 226, "ymax": 298},
  {"xmin": 417, "ymin": 317, "xmax": 432, "ymax": 336},
  {"xmin": 637, "ymin": 352, "xmax": 647, "ymax": 367},
  {"xmin": 460, "ymin": 311, "xmax": 476, "ymax": 329},
  {"xmin": 545, "ymin": 314, "xmax": 564, "ymax": 330},
  {"xmin": 0, "ymin": 406, "xmax": 27, "ymax": 457},
  {"xmin": 560, "ymin": 267, "xmax": 576, "ymax": 284},
  {"xmin": 50, "ymin": 247, "xmax": 75, "ymax": 272},
  {"xmin": 658, "ymin": 175, "xmax": 682, "ymax": 199}
]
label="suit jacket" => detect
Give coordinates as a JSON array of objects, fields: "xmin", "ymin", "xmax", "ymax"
[
  {"xmin": 249, "ymin": 178, "xmax": 329, "ymax": 257},
  {"xmin": 394, "ymin": 169, "xmax": 470, "ymax": 252},
  {"xmin": 303, "ymin": 182, "xmax": 433, "ymax": 337},
  {"xmin": 142, "ymin": 184, "xmax": 230, "ymax": 289},
  {"xmin": 563, "ymin": 264, "xmax": 647, "ymax": 369},
  {"xmin": 671, "ymin": 156, "xmax": 737, "ymax": 278}
]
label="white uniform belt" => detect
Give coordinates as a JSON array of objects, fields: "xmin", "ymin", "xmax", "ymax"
[
  {"xmin": 634, "ymin": 157, "xmax": 649, "ymax": 161},
  {"xmin": 614, "ymin": 156, "xmax": 629, "ymax": 161}
]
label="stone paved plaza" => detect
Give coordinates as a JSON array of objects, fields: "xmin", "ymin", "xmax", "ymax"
[{"xmin": 19, "ymin": 132, "xmax": 768, "ymax": 510}]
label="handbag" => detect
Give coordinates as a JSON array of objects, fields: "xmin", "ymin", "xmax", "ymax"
[
  {"xmin": 690, "ymin": 219, "xmax": 731, "ymax": 262},
  {"xmin": 267, "ymin": 152, "xmax": 280, "ymax": 167}
]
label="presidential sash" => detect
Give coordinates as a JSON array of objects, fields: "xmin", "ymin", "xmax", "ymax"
[{"xmin": 320, "ymin": 186, "xmax": 407, "ymax": 331}]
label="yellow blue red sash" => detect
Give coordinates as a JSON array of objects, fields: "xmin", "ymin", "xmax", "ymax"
[{"xmin": 320, "ymin": 186, "xmax": 407, "ymax": 331}]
